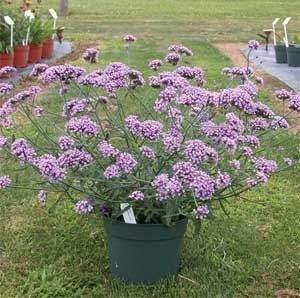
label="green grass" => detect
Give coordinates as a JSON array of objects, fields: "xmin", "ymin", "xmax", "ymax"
[
  {"xmin": 40, "ymin": 0, "xmax": 300, "ymax": 42},
  {"xmin": 0, "ymin": 38, "xmax": 300, "ymax": 297}
]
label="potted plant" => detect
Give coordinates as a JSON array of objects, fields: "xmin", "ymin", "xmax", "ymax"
[
  {"xmin": 41, "ymin": 19, "xmax": 55, "ymax": 59},
  {"xmin": 28, "ymin": 16, "xmax": 44, "ymax": 63},
  {"xmin": 0, "ymin": 38, "xmax": 299, "ymax": 284},
  {"xmin": 13, "ymin": 11, "xmax": 30, "ymax": 68},
  {"xmin": 287, "ymin": 35, "xmax": 300, "ymax": 67},
  {"xmin": 274, "ymin": 34, "xmax": 288, "ymax": 64},
  {"xmin": 0, "ymin": 18, "xmax": 14, "ymax": 70}
]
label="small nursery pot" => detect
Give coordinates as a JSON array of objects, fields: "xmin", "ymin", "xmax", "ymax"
[
  {"xmin": 0, "ymin": 52, "xmax": 14, "ymax": 78},
  {"xmin": 42, "ymin": 39, "xmax": 54, "ymax": 59},
  {"xmin": 13, "ymin": 45, "xmax": 29, "ymax": 68},
  {"xmin": 29, "ymin": 44, "xmax": 42, "ymax": 63},
  {"xmin": 103, "ymin": 216, "xmax": 188, "ymax": 284},
  {"xmin": 274, "ymin": 45, "xmax": 287, "ymax": 64},
  {"xmin": 287, "ymin": 46, "xmax": 300, "ymax": 67}
]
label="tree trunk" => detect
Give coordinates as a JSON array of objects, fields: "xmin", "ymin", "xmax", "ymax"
[{"xmin": 59, "ymin": 0, "xmax": 68, "ymax": 16}]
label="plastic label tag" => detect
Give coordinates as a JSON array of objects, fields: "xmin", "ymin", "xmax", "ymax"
[
  {"xmin": 4, "ymin": 16, "xmax": 14, "ymax": 25},
  {"xmin": 49, "ymin": 8, "xmax": 58, "ymax": 19},
  {"xmin": 120, "ymin": 203, "xmax": 137, "ymax": 224}
]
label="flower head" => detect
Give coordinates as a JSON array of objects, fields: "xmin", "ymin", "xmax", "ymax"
[
  {"xmin": 248, "ymin": 40, "xmax": 260, "ymax": 50},
  {"xmin": 0, "ymin": 175, "xmax": 11, "ymax": 189},
  {"xmin": 193, "ymin": 205, "xmax": 209, "ymax": 220},
  {"xmin": 75, "ymin": 199, "xmax": 93, "ymax": 214}
]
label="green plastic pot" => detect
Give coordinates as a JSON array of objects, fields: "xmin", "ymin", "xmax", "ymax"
[
  {"xmin": 287, "ymin": 46, "xmax": 300, "ymax": 67},
  {"xmin": 274, "ymin": 45, "xmax": 287, "ymax": 64},
  {"xmin": 103, "ymin": 216, "xmax": 188, "ymax": 284}
]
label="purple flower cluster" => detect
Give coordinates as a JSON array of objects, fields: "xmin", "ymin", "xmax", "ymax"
[
  {"xmin": 75, "ymin": 199, "xmax": 94, "ymax": 214},
  {"xmin": 104, "ymin": 164, "xmax": 121, "ymax": 179},
  {"xmin": 116, "ymin": 152, "xmax": 138, "ymax": 173},
  {"xmin": 30, "ymin": 64, "xmax": 49, "ymax": 77},
  {"xmin": 98, "ymin": 140, "xmax": 119, "ymax": 158},
  {"xmin": 176, "ymin": 66, "xmax": 205, "ymax": 85},
  {"xmin": 0, "ymin": 66, "xmax": 16, "ymax": 76},
  {"xmin": 125, "ymin": 115, "xmax": 163, "ymax": 140},
  {"xmin": 65, "ymin": 116, "xmax": 98, "ymax": 136},
  {"xmin": 163, "ymin": 128, "xmax": 183, "ymax": 153},
  {"xmin": 34, "ymin": 154, "xmax": 66, "ymax": 183},
  {"xmin": 248, "ymin": 40, "xmax": 260, "ymax": 50},
  {"xmin": 39, "ymin": 64, "xmax": 85, "ymax": 84},
  {"xmin": 0, "ymin": 135, "xmax": 8, "ymax": 149},
  {"xmin": 151, "ymin": 173, "xmax": 183, "ymax": 201},
  {"xmin": 288, "ymin": 95, "xmax": 300, "ymax": 111},
  {"xmin": 215, "ymin": 171, "xmax": 231, "ymax": 188},
  {"xmin": 82, "ymin": 48, "xmax": 99, "ymax": 64},
  {"xmin": 249, "ymin": 117, "xmax": 269, "ymax": 131},
  {"xmin": 168, "ymin": 44, "xmax": 193, "ymax": 56},
  {"xmin": 185, "ymin": 139, "xmax": 219, "ymax": 166},
  {"xmin": 230, "ymin": 159, "xmax": 241, "ymax": 170},
  {"xmin": 284, "ymin": 158, "xmax": 292, "ymax": 166},
  {"xmin": 11, "ymin": 138, "xmax": 36, "ymax": 164},
  {"xmin": 0, "ymin": 175, "xmax": 11, "ymax": 189},
  {"xmin": 124, "ymin": 34, "xmax": 137, "ymax": 42},
  {"xmin": 59, "ymin": 136, "xmax": 75, "ymax": 150},
  {"xmin": 222, "ymin": 67, "xmax": 253, "ymax": 82},
  {"xmin": 149, "ymin": 59, "xmax": 164, "ymax": 71},
  {"xmin": 193, "ymin": 205, "xmax": 209, "ymax": 220},
  {"xmin": 33, "ymin": 106, "xmax": 44, "ymax": 117},
  {"xmin": 38, "ymin": 190, "xmax": 47, "ymax": 206},
  {"xmin": 58, "ymin": 148, "xmax": 92, "ymax": 169},
  {"xmin": 8, "ymin": 86, "xmax": 42, "ymax": 104},
  {"xmin": 139, "ymin": 145, "xmax": 156, "ymax": 159},
  {"xmin": 274, "ymin": 89, "xmax": 292, "ymax": 100},
  {"xmin": 62, "ymin": 98, "xmax": 94, "ymax": 117},
  {"xmin": 129, "ymin": 191, "xmax": 144, "ymax": 201},
  {"xmin": 0, "ymin": 83, "xmax": 13, "ymax": 96},
  {"xmin": 270, "ymin": 116, "xmax": 290, "ymax": 130},
  {"xmin": 165, "ymin": 52, "xmax": 181, "ymax": 65}
]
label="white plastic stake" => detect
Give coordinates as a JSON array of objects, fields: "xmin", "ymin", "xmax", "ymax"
[
  {"xmin": 283, "ymin": 17, "xmax": 292, "ymax": 47},
  {"xmin": 24, "ymin": 10, "xmax": 35, "ymax": 46},
  {"xmin": 49, "ymin": 8, "xmax": 58, "ymax": 39},
  {"xmin": 272, "ymin": 18, "xmax": 280, "ymax": 46},
  {"xmin": 4, "ymin": 16, "xmax": 14, "ymax": 49},
  {"xmin": 120, "ymin": 203, "xmax": 137, "ymax": 224}
]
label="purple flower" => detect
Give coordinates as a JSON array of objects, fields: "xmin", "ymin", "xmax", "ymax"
[
  {"xmin": 178, "ymin": 45, "xmax": 193, "ymax": 56},
  {"xmin": 58, "ymin": 149, "xmax": 92, "ymax": 169},
  {"xmin": 0, "ymin": 66, "xmax": 16, "ymax": 76},
  {"xmin": 274, "ymin": 89, "xmax": 292, "ymax": 101},
  {"xmin": 255, "ymin": 76, "xmax": 264, "ymax": 84},
  {"xmin": 193, "ymin": 205, "xmax": 209, "ymax": 220},
  {"xmin": 123, "ymin": 34, "xmax": 137, "ymax": 42},
  {"xmin": 215, "ymin": 171, "xmax": 231, "ymax": 188},
  {"xmin": 254, "ymin": 102, "xmax": 274, "ymax": 118},
  {"xmin": 38, "ymin": 190, "xmax": 47, "ymax": 206},
  {"xmin": 34, "ymin": 154, "xmax": 66, "ymax": 183},
  {"xmin": 33, "ymin": 106, "xmax": 43, "ymax": 117},
  {"xmin": 30, "ymin": 64, "xmax": 48, "ymax": 76},
  {"xmin": 173, "ymin": 161, "xmax": 199, "ymax": 184},
  {"xmin": 251, "ymin": 156, "xmax": 278, "ymax": 174},
  {"xmin": 65, "ymin": 116, "xmax": 98, "ymax": 136},
  {"xmin": 270, "ymin": 116, "xmax": 290, "ymax": 130},
  {"xmin": 104, "ymin": 164, "xmax": 121, "ymax": 179},
  {"xmin": 226, "ymin": 112, "xmax": 245, "ymax": 134},
  {"xmin": 139, "ymin": 145, "xmax": 156, "ymax": 159},
  {"xmin": 62, "ymin": 98, "xmax": 94, "ymax": 117},
  {"xmin": 284, "ymin": 158, "xmax": 292, "ymax": 166},
  {"xmin": 98, "ymin": 140, "xmax": 119, "ymax": 158},
  {"xmin": 249, "ymin": 117, "xmax": 269, "ymax": 131},
  {"xmin": 149, "ymin": 59, "xmax": 164, "ymax": 71},
  {"xmin": 185, "ymin": 140, "xmax": 218, "ymax": 166},
  {"xmin": 59, "ymin": 136, "xmax": 75, "ymax": 150},
  {"xmin": 190, "ymin": 170, "xmax": 215, "ymax": 201},
  {"xmin": 165, "ymin": 52, "xmax": 181, "ymax": 65},
  {"xmin": 0, "ymin": 135, "xmax": 8, "ymax": 149},
  {"xmin": 248, "ymin": 40, "xmax": 260, "ymax": 50},
  {"xmin": 1, "ymin": 118, "xmax": 13, "ymax": 129},
  {"xmin": 0, "ymin": 175, "xmax": 11, "ymax": 189},
  {"xmin": 241, "ymin": 146, "xmax": 253, "ymax": 157},
  {"xmin": 75, "ymin": 199, "xmax": 93, "ymax": 214},
  {"xmin": 99, "ymin": 203, "xmax": 110, "ymax": 217},
  {"xmin": 11, "ymin": 138, "xmax": 36, "ymax": 164},
  {"xmin": 288, "ymin": 95, "xmax": 300, "ymax": 111},
  {"xmin": 163, "ymin": 128, "xmax": 183, "ymax": 153},
  {"xmin": 0, "ymin": 83, "xmax": 13, "ymax": 96},
  {"xmin": 116, "ymin": 152, "xmax": 137, "ymax": 174},
  {"xmin": 230, "ymin": 159, "xmax": 241, "ymax": 170},
  {"xmin": 83, "ymin": 48, "xmax": 99, "ymax": 64},
  {"xmin": 129, "ymin": 191, "xmax": 144, "ymax": 201},
  {"xmin": 8, "ymin": 86, "xmax": 42, "ymax": 104}
]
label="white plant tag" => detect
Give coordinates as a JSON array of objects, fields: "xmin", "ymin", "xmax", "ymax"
[
  {"xmin": 49, "ymin": 8, "xmax": 58, "ymax": 19},
  {"xmin": 272, "ymin": 18, "xmax": 280, "ymax": 46},
  {"xmin": 4, "ymin": 16, "xmax": 14, "ymax": 25},
  {"xmin": 282, "ymin": 17, "xmax": 291, "ymax": 47},
  {"xmin": 120, "ymin": 203, "xmax": 137, "ymax": 224}
]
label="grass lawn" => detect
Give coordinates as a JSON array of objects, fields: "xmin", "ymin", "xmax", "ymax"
[
  {"xmin": 43, "ymin": 0, "xmax": 300, "ymax": 42},
  {"xmin": 1, "ymin": 1, "xmax": 300, "ymax": 297}
]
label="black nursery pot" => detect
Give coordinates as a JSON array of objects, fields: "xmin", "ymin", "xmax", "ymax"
[
  {"xmin": 103, "ymin": 216, "xmax": 188, "ymax": 284},
  {"xmin": 287, "ymin": 46, "xmax": 300, "ymax": 67},
  {"xmin": 274, "ymin": 45, "xmax": 288, "ymax": 64}
]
